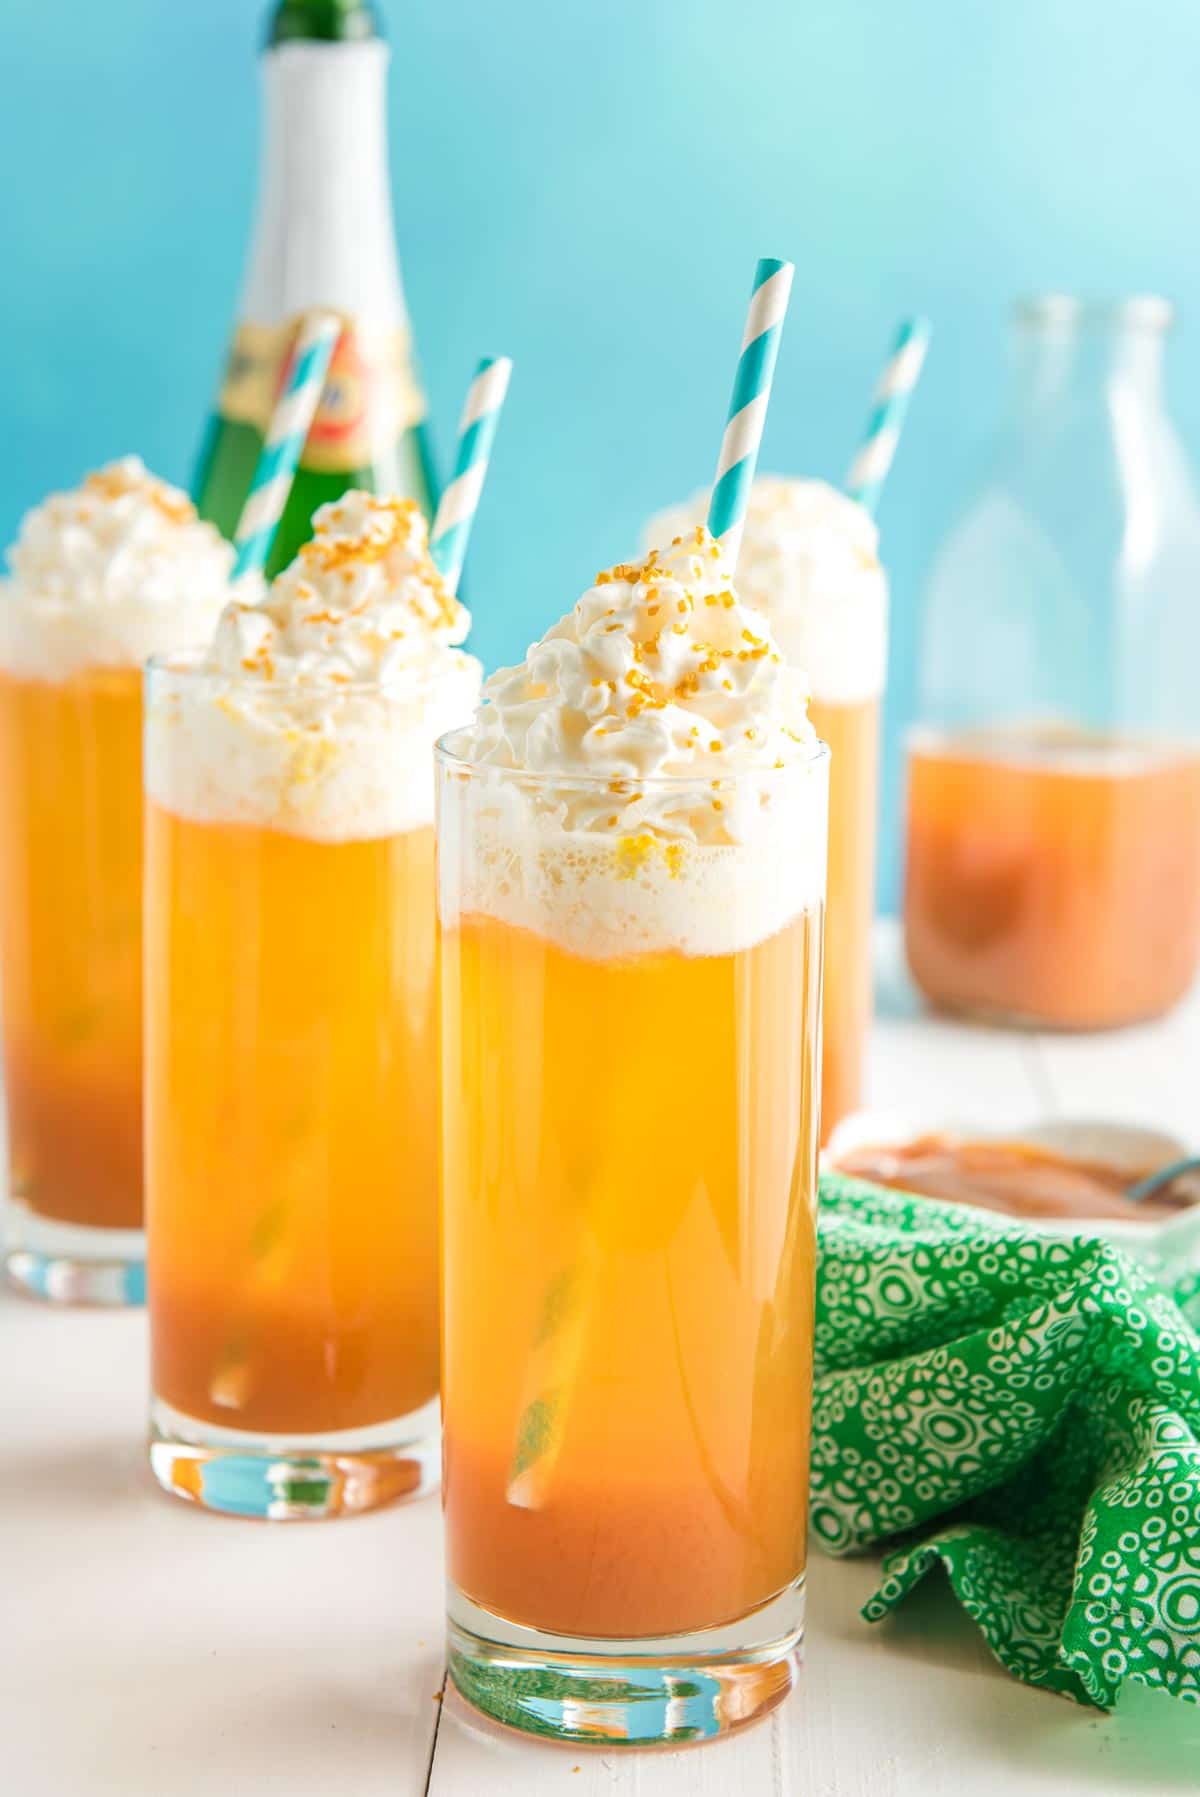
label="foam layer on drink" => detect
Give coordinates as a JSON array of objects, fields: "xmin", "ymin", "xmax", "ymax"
[
  {"xmin": 443, "ymin": 528, "xmax": 827, "ymax": 958},
  {"xmin": 645, "ymin": 477, "xmax": 888, "ymax": 704},
  {"xmin": 0, "ymin": 458, "xmax": 238, "ymax": 681},
  {"xmin": 148, "ymin": 493, "xmax": 482, "ymax": 841}
]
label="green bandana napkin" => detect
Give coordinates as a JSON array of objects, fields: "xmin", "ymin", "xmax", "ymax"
[{"xmin": 811, "ymin": 1173, "xmax": 1200, "ymax": 1708}]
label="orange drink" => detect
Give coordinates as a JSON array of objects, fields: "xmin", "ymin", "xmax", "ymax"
[
  {"xmin": 904, "ymin": 728, "xmax": 1200, "ymax": 1028},
  {"xmin": 0, "ymin": 668, "xmax": 143, "ymax": 1239},
  {"xmin": 0, "ymin": 460, "xmax": 233, "ymax": 1304},
  {"xmin": 648, "ymin": 479, "xmax": 887, "ymax": 1142},
  {"xmin": 441, "ymin": 903, "xmax": 823, "ymax": 1637},
  {"xmin": 438, "ymin": 530, "xmax": 827, "ymax": 1746},
  {"xmin": 144, "ymin": 494, "xmax": 480, "ymax": 1517},
  {"xmin": 809, "ymin": 694, "xmax": 879, "ymax": 1136},
  {"xmin": 146, "ymin": 809, "xmax": 440, "ymax": 1440}
]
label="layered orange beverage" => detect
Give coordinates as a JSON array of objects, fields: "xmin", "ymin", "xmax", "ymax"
[
  {"xmin": 649, "ymin": 479, "xmax": 886, "ymax": 1142},
  {"xmin": 0, "ymin": 460, "xmax": 235, "ymax": 1303},
  {"xmin": 145, "ymin": 493, "xmax": 480, "ymax": 1517},
  {"xmin": 439, "ymin": 529, "xmax": 828, "ymax": 1744},
  {"xmin": 905, "ymin": 728, "xmax": 1200, "ymax": 1027}
]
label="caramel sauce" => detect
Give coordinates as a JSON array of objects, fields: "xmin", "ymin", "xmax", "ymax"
[{"xmin": 832, "ymin": 1132, "xmax": 1193, "ymax": 1223}]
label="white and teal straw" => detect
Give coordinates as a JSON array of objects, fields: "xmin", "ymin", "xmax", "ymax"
[
  {"xmin": 232, "ymin": 310, "xmax": 342, "ymax": 579},
  {"xmin": 705, "ymin": 257, "xmax": 795, "ymax": 566},
  {"xmin": 845, "ymin": 316, "xmax": 931, "ymax": 516},
  {"xmin": 429, "ymin": 355, "xmax": 513, "ymax": 591}
]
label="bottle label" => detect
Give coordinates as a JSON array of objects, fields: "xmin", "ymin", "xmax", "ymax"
[{"xmin": 217, "ymin": 316, "xmax": 426, "ymax": 473}]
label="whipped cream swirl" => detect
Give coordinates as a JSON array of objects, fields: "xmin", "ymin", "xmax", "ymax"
[
  {"xmin": 461, "ymin": 526, "xmax": 816, "ymax": 842},
  {"xmin": 211, "ymin": 489, "xmax": 471, "ymax": 689},
  {"xmin": 149, "ymin": 493, "xmax": 481, "ymax": 841},
  {"xmin": 1, "ymin": 457, "xmax": 238, "ymax": 680},
  {"xmin": 442, "ymin": 530, "xmax": 827, "ymax": 959},
  {"xmin": 645, "ymin": 478, "xmax": 888, "ymax": 704}
]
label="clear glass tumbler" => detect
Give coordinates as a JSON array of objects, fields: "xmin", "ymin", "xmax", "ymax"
[
  {"xmin": 144, "ymin": 652, "xmax": 448, "ymax": 1518},
  {"xmin": 437, "ymin": 738, "xmax": 828, "ymax": 1745},
  {"xmin": 0, "ymin": 663, "xmax": 146, "ymax": 1304},
  {"xmin": 905, "ymin": 295, "xmax": 1200, "ymax": 1028},
  {"xmin": 781, "ymin": 593, "xmax": 884, "ymax": 1145}
]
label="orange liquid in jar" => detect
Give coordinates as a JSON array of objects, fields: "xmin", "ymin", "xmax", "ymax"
[
  {"xmin": 440, "ymin": 909, "xmax": 822, "ymax": 1640},
  {"xmin": 146, "ymin": 806, "xmax": 441, "ymax": 1435},
  {"xmin": 810, "ymin": 695, "xmax": 879, "ymax": 1141},
  {"xmin": 904, "ymin": 729, "xmax": 1200, "ymax": 1027},
  {"xmin": 0, "ymin": 667, "xmax": 144, "ymax": 1230}
]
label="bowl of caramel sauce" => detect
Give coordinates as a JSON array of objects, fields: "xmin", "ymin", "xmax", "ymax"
[{"xmin": 826, "ymin": 1115, "xmax": 1200, "ymax": 1235}]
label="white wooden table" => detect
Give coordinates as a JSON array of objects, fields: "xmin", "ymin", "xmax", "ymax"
[{"xmin": 5, "ymin": 925, "xmax": 1200, "ymax": 1797}]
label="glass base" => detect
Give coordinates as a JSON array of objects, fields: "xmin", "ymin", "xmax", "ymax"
[
  {"xmin": 149, "ymin": 1395, "xmax": 440, "ymax": 1520},
  {"xmin": 447, "ymin": 1575, "xmax": 804, "ymax": 1746},
  {"xmin": 3, "ymin": 1205, "xmax": 145, "ymax": 1306}
]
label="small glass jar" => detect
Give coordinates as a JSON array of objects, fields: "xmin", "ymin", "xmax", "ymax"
[{"xmin": 904, "ymin": 296, "xmax": 1200, "ymax": 1028}]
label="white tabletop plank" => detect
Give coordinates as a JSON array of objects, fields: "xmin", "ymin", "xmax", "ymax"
[
  {"xmin": 871, "ymin": 923, "xmax": 1049, "ymax": 1113},
  {"xmin": 429, "ymin": 1554, "xmax": 1200, "ymax": 1796},
  {"xmin": 1028, "ymin": 979, "xmax": 1200, "ymax": 1149},
  {"xmin": 0, "ymin": 1293, "xmax": 445, "ymax": 1797},
  {"xmin": 430, "ymin": 1682, "xmax": 798, "ymax": 1796}
]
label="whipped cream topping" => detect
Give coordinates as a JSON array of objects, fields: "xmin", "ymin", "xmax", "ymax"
[
  {"xmin": 1, "ymin": 457, "xmax": 238, "ymax": 680},
  {"xmin": 645, "ymin": 478, "xmax": 888, "ymax": 705},
  {"xmin": 462, "ymin": 527, "xmax": 816, "ymax": 838},
  {"xmin": 148, "ymin": 493, "xmax": 482, "ymax": 841},
  {"xmin": 210, "ymin": 489, "xmax": 470, "ymax": 687},
  {"xmin": 442, "ymin": 529, "xmax": 827, "ymax": 958}
]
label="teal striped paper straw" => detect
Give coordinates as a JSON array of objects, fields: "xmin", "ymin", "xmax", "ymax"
[
  {"xmin": 429, "ymin": 355, "xmax": 513, "ymax": 592},
  {"xmin": 232, "ymin": 310, "xmax": 342, "ymax": 579},
  {"xmin": 706, "ymin": 257, "xmax": 795, "ymax": 566},
  {"xmin": 845, "ymin": 317, "xmax": 932, "ymax": 516}
]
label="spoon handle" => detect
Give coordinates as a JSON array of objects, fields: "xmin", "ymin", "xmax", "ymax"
[{"xmin": 1124, "ymin": 1155, "xmax": 1200, "ymax": 1204}]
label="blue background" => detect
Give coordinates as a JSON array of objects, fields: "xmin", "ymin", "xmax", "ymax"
[{"xmin": 5, "ymin": 0, "xmax": 1200, "ymax": 905}]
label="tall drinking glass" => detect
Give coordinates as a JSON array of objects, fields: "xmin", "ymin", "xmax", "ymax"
[
  {"xmin": 646, "ymin": 480, "xmax": 884, "ymax": 1143},
  {"xmin": 145, "ymin": 651, "xmax": 464, "ymax": 1517},
  {"xmin": 437, "ymin": 739, "xmax": 828, "ymax": 1746},
  {"xmin": 0, "ymin": 460, "xmax": 233, "ymax": 1303}
]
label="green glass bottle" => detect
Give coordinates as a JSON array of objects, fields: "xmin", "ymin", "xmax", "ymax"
[{"xmin": 193, "ymin": 0, "xmax": 436, "ymax": 572}]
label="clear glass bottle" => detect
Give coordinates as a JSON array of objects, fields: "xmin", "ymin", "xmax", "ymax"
[{"xmin": 904, "ymin": 296, "xmax": 1200, "ymax": 1028}]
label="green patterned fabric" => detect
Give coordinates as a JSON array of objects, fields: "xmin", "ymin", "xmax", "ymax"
[{"xmin": 811, "ymin": 1174, "xmax": 1200, "ymax": 1708}]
